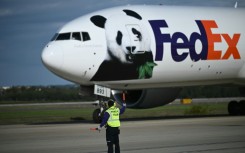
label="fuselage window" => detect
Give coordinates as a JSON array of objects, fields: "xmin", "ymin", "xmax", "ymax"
[
  {"xmin": 72, "ymin": 32, "xmax": 81, "ymax": 41},
  {"xmin": 56, "ymin": 33, "xmax": 71, "ymax": 40},
  {"xmin": 82, "ymin": 32, "xmax": 90, "ymax": 41}
]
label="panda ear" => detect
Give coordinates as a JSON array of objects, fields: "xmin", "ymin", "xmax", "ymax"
[
  {"xmin": 123, "ymin": 9, "xmax": 142, "ymax": 20},
  {"xmin": 90, "ymin": 15, "xmax": 107, "ymax": 28}
]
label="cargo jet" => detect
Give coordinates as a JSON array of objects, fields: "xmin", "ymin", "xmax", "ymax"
[{"xmin": 41, "ymin": 5, "xmax": 245, "ymax": 122}]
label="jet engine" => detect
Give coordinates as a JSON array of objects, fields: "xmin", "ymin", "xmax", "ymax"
[{"xmin": 112, "ymin": 88, "xmax": 182, "ymax": 108}]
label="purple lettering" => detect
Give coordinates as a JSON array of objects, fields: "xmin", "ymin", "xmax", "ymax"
[
  {"xmin": 171, "ymin": 32, "xmax": 189, "ymax": 62},
  {"xmin": 149, "ymin": 20, "xmax": 171, "ymax": 61},
  {"xmin": 189, "ymin": 21, "xmax": 208, "ymax": 61}
]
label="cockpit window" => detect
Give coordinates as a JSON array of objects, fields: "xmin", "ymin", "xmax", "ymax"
[
  {"xmin": 82, "ymin": 32, "xmax": 90, "ymax": 41},
  {"xmin": 51, "ymin": 32, "xmax": 90, "ymax": 42},
  {"xmin": 72, "ymin": 32, "xmax": 81, "ymax": 41},
  {"xmin": 56, "ymin": 33, "xmax": 71, "ymax": 40},
  {"xmin": 51, "ymin": 33, "xmax": 58, "ymax": 41}
]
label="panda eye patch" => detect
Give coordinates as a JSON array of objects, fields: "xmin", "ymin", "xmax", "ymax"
[
  {"xmin": 116, "ymin": 31, "xmax": 123, "ymax": 45},
  {"xmin": 132, "ymin": 28, "xmax": 142, "ymax": 41}
]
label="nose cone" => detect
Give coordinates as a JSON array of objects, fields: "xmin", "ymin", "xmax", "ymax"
[{"xmin": 41, "ymin": 44, "xmax": 63, "ymax": 72}]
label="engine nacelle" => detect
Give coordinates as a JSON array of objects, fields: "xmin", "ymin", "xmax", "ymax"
[{"xmin": 112, "ymin": 88, "xmax": 182, "ymax": 108}]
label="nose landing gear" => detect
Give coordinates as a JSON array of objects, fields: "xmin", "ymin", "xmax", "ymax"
[
  {"xmin": 92, "ymin": 85, "xmax": 112, "ymax": 123},
  {"xmin": 92, "ymin": 98, "xmax": 108, "ymax": 123}
]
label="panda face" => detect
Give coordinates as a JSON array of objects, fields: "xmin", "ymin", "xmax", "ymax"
[
  {"xmin": 105, "ymin": 15, "xmax": 150, "ymax": 64},
  {"xmin": 115, "ymin": 27, "xmax": 143, "ymax": 63},
  {"xmin": 90, "ymin": 9, "xmax": 151, "ymax": 64}
]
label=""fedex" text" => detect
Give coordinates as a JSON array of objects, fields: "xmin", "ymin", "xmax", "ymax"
[{"xmin": 149, "ymin": 20, "xmax": 241, "ymax": 62}]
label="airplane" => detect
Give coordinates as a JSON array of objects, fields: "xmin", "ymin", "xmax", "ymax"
[{"xmin": 41, "ymin": 4, "xmax": 245, "ymax": 123}]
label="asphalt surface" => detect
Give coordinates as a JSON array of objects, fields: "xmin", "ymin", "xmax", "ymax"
[{"xmin": 0, "ymin": 116, "xmax": 245, "ymax": 153}]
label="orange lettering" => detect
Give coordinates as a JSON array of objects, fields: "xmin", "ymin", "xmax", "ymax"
[
  {"xmin": 201, "ymin": 20, "xmax": 222, "ymax": 60},
  {"xmin": 221, "ymin": 34, "xmax": 241, "ymax": 59}
]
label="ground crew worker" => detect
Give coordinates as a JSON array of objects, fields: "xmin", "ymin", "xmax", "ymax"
[{"xmin": 97, "ymin": 99, "xmax": 126, "ymax": 153}]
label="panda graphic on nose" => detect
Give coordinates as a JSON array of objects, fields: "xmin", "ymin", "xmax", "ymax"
[{"xmin": 90, "ymin": 9, "xmax": 157, "ymax": 81}]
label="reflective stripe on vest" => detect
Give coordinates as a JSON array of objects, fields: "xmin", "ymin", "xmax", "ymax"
[{"xmin": 106, "ymin": 106, "xmax": 120, "ymax": 127}]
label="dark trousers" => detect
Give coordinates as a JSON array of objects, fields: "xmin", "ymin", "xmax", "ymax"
[{"xmin": 106, "ymin": 126, "xmax": 120, "ymax": 153}]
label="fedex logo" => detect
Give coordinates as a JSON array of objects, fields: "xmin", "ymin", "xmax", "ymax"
[{"xmin": 149, "ymin": 20, "xmax": 241, "ymax": 62}]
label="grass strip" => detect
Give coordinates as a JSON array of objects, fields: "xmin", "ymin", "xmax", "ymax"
[{"xmin": 0, "ymin": 103, "xmax": 228, "ymax": 125}]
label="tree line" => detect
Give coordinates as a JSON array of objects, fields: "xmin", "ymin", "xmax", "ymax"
[
  {"xmin": 0, "ymin": 85, "xmax": 242, "ymax": 102},
  {"xmin": 0, "ymin": 85, "xmax": 95, "ymax": 102}
]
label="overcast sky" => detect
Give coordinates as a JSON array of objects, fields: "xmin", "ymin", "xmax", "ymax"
[{"xmin": 0, "ymin": 0, "xmax": 244, "ymax": 87}]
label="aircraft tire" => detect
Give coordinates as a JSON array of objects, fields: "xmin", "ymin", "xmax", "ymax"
[
  {"xmin": 239, "ymin": 100, "xmax": 245, "ymax": 115},
  {"xmin": 228, "ymin": 101, "xmax": 240, "ymax": 116},
  {"xmin": 93, "ymin": 108, "xmax": 102, "ymax": 123}
]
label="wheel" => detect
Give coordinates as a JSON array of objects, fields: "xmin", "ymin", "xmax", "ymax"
[
  {"xmin": 93, "ymin": 108, "xmax": 102, "ymax": 123},
  {"xmin": 239, "ymin": 100, "xmax": 245, "ymax": 115},
  {"xmin": 228, "ymin": 101, "xmax": 240, "ymax": 116}
]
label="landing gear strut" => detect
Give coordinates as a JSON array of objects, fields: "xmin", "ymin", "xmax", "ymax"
[
  {"xmin": 228, "ymin": 100, "xmax": 245, "ymax": 115},
  {"xmin": 92, "ymin": 97, "xmax": 108, "ymax": 123}
]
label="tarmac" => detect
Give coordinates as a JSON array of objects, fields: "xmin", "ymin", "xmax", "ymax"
[{"xmin": 0, "ymin": 116, "xmax": 245, "ymax": 153}]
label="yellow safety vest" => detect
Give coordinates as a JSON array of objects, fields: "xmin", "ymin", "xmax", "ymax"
[{"xmin": 106, "ymin": 106, "xmax": 120, "ymax": 127}]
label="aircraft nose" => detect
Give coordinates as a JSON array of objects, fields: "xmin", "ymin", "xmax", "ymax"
[{"xmin": 41, "ymin": 44, "xmax": 63, "ymax": 72}]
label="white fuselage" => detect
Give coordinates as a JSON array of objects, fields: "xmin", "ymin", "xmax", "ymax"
[{"xmin": 41, "ymin": 5, "xmax": 245, "ymax": 90}]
